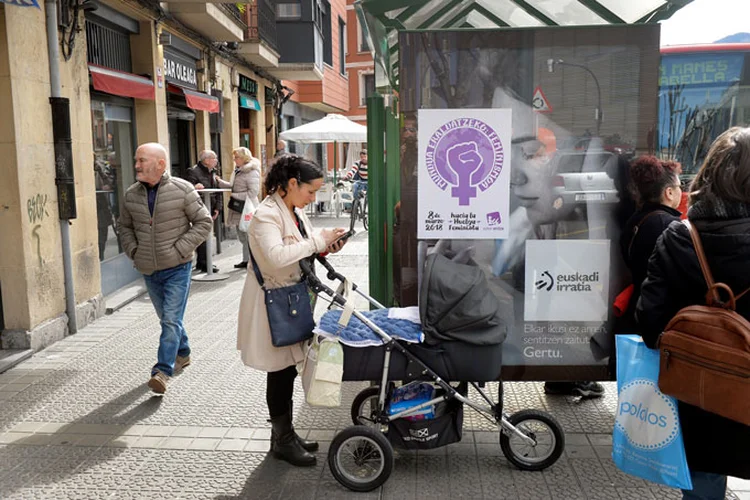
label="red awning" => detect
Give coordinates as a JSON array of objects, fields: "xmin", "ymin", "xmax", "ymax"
[
  {"xmin": 88, "ymin": 65, "xmax": 155, "ymax": 101},
  {"xmin": 167, "ymin": 84, "xmax": 220, "ymax": 113}
]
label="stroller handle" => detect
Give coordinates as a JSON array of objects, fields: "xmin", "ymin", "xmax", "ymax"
[
  {"xmin": 301, "ymin": 254, "xmax": 387, "ymax": 310},
  {"xmin": 315, "ymin": 255, "xmax": 358, "ymax": 291},
  {"xmin": 299, "ymin": 257, "xmax": 348, "ymax": 307}
]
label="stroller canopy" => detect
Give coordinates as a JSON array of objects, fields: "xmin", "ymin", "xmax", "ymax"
[{"xmin": 419, "ymin": 253, "xmax": 508, "ymax": 346}]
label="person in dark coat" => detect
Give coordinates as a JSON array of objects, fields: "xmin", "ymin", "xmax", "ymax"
[
  {"xmin": 620, "ymin": 156, "xmax": 683, "ymax": 317},
  {"xmin": 636, "ymin": 126, "xmax": 750, "ymax": 499},
  {"xmin": 185, "ymin": 150, "xmax": 222, "ymax": 273}
]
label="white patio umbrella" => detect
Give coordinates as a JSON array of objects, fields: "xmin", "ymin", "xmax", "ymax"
[
  {"xmin": 279, "ymin": 113, "xmax": 367, "ymax": 143},
  {"xmin": 280, "ymin": 114, "xmax": 367, "ymax": 216}
]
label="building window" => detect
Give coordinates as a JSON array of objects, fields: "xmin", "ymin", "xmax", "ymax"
[
  {"xmin": 314, "ymin": 29, "xmax": 324, "ymax": 70},
  {"xmin": 85, "ymin": 19, "xmax": 132, "ymax": 72},
  {"xmin": 359, "ymin": 22, "xmax": 370, "ymax": 52},
  {"xmin": 276, "ymin": 2, "xmax": 301, "ymax": 20},
  {"xmin": 360, "ymin": 72, "xmax": 375, "ymax": 106},
  {"xmin": 339, "ymin": 17, "xmax": 346, "ymax": 75},
  {"xmin": 91, "ymin": 100, "xmax": 135, "ymax": 262},
  {"xmin": 321, "ymin": 0, "xmax": 332, "ymax": 66}
]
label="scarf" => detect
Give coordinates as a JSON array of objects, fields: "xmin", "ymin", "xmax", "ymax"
[{"xmin": 688, "ymin": 196, "xmax": 750, "ymax": 221}]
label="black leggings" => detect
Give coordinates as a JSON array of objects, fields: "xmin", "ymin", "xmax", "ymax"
[{"xmin": 266, "ymin": 365, "xmax": 297, "ymax": 418}]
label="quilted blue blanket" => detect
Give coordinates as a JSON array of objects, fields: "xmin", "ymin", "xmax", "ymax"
[{"xmin": 315, "ymin": 308, "xmax": 424, "ymax": 347}]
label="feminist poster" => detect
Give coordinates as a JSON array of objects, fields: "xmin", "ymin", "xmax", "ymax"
[{"xmin": 418, "ymin": 109, "xmax": 512, "ymax": 239}]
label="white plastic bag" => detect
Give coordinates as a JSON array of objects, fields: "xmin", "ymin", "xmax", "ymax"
[
  {"xmin": 299, "ymin": 334, "xmax": 344, "ymax": 407},
  {"xmin": 238, "ymin": 195, "xmax": 258, "ymax": 233}
]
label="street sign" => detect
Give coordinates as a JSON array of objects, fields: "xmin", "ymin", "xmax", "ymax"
[{"xmin": 532, "ymin": 86, "xmax": 552, "ymax": 113}]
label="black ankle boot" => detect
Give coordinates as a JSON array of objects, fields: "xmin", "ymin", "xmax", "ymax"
[
  {"xmin": 270, "ymin": 412, "xmax": 316, "ymax": 467},
  {"xmin": 289, "ymin": 401, "xmax": 319, "ymax": 452}
]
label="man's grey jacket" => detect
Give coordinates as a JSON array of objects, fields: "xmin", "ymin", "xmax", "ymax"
[{"xmin": 119, "ymin": 172, "xmax": 212, "ymax": 275}]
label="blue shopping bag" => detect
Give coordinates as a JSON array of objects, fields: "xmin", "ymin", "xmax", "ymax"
[{"xmin": 613, "ymin": 335, "xmax": 692, "ymax": 490}]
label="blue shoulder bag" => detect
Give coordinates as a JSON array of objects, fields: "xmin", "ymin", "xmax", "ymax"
[{"xmin": 250, "ymin": 252, "xmax": 315, "ymax": 347}]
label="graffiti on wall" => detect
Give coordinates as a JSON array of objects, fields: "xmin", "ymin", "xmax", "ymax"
[
  {"xmin": 28, "ymin": 193, "xmax": 49, "ymax": 266},
  {"xmin": 27, "ymin": 193, "xmax": 49, "ymax": 224}
]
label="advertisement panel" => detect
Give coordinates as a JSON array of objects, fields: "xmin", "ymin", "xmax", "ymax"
[
  {"xmin": 395, "ymin": 25, "xmax": 661, "ymax": 379},
  {"xmin": 418, "ymin": 109, "xmax": 512, "ymax": 239}
]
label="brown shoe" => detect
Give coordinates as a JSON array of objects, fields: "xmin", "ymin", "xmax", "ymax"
[
  {"xmin": 148, "ymin": 371, "xmax": 170, "ymax": 394},
  {"xmin": 175, "ymin": 355, "xmax": 191, "ymax": 372}
]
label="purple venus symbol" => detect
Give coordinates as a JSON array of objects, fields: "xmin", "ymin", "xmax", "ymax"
[
  {"xmin": 425, "ymin": 118, "xmax": 504, "ymax": 206},
  {"xmin": 447, "ymin": 142, "xmax": 482, "ymax": 205}
]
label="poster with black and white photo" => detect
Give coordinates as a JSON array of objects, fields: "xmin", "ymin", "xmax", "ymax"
[{"xmin": 396, "ymin": 25, "xmax": 661, "ymax": 375}]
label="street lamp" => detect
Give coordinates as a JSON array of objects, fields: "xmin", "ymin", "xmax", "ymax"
[{"xmin": 547, "ymin": 58, "xmax": 602, "ymax": 136}]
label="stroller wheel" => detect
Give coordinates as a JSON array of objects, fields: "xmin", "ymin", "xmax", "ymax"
[
  {"xmin": 351, "ymin": 386, "xmax": 382, "ymax": 428},
  {"xmin": 500, "ymin": 409, "xmax": 565, "ymax": 471},
  {"xmin": 328, "ymin": 425, "xmax": 394, "ymax": 492}
]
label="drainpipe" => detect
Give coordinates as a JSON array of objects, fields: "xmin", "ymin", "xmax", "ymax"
[{"xmin": 46, "ymin": 0, "xmax": 78, "ymax": 334}]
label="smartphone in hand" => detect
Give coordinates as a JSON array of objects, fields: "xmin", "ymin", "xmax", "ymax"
[{"xmin": 336, "ymin": 229, "xmax": 355, "ymax": 243}]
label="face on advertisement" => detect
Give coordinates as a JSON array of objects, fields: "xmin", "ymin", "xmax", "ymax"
[{"xmin": 510, "ymin": 138, "xmax": 561, "ymax": 226}]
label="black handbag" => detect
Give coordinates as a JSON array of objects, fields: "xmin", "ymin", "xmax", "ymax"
[
  {"xmin": 250, "ymin": 251, "xmax": 315, "ymax": 347},
  {"xmin": 228, "ymin": 197, "xmax": 245, "ymax": 213}
]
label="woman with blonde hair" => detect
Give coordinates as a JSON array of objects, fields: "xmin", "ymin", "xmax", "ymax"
[{"xmin": 215, "ymin": 147, "xmax": 261, "ymax": 269}]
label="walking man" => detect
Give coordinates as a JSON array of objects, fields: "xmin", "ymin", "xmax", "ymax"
[{"xmin": 119, "ymin": 143, "xmax": 212, "ymax": 394}]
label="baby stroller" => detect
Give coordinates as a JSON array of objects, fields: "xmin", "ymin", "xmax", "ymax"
[{"xmin": 300, "ymin": 253, "xmax": 565, "ymax": 493}]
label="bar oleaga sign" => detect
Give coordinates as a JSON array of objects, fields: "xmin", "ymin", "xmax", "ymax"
[{"xmin": 163, "ymin": 48, "xmax": 197, "ymax": 90}]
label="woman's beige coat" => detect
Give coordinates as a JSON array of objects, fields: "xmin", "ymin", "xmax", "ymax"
[
  {"xmin": 220, "ymin": 158, "xmax": 262, "ymax": 227},
  {"xmin": 237, "ymin": 192, "xmax": 327, "ymax": 372}
]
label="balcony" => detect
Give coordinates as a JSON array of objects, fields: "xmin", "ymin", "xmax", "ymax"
[
  {"xmin": 237, "ymin": 0, "xmax": 280, "ymax": 68},
  {"xmin": 167, "ymin": 2, "xmax": 245, "ymax": 42}
]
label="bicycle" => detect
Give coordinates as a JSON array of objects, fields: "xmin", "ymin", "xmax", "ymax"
[{"xmin": 350, "ymin": 185, "xmax": 368, "ymax": 231}]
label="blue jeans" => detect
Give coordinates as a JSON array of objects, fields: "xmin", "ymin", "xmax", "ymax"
[
  {"xmin": 352, "ymin": 180, "xmax": 367, "ymax": 203},
  {"xmin": 682, "ymin": 471, "xmax": 727, "ymax": 500},
  {"xmin": 144, "ymin": 262, "xmax": 192, "ymax": 377}
]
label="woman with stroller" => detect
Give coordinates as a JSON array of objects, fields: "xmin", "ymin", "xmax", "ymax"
[
  {"xmin": 237, "ymin": 155, "xmax": 347, "ymax": 467},
  {"xmin": 636, "ymin": 127, "xmax": 750, "ymax": 499},
  {"xmin": 214, "ymin": 147, "xmax": 262, "ymax": 269}
]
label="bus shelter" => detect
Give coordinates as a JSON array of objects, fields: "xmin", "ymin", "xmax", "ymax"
[{"xmin": 355, "ymin": 0, "xmax": 694, "ymax": 381}]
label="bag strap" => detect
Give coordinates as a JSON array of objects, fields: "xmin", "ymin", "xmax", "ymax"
[
  {"xmin": 249, "ymin": 250, "xmax": 266, "ymax": 290},
  {"xmin": 682, "ymin": 220, "xmax": 750, "ymax": 309},
  {"xmin": 627, "ymin": 210, "xmax": 667, "ymax": 260},
  {"xmin": 683, "ymin": 220, "xmax": 715, "ymax": 289}
]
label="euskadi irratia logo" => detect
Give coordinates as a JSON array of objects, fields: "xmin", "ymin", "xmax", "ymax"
[{"xmin": 425, "ymin": 118, "xmax": 505, "ymax": 206}]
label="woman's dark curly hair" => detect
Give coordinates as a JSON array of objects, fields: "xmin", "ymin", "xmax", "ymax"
[
  {"xmin": 265, "ymin": 154, "xmax": 325, "ymax": 196},
  {"xmin": 629, "ymin": 155, "xmax": 681, "ymax": 205}
]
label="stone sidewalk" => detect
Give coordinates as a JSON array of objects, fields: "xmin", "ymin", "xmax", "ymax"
[{"xmin": 0, "ymin": 217, "xmax": 748, "ymax": 499}]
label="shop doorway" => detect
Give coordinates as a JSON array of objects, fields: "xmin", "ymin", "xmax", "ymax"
[
  {"xmin": 168, "ymin": 116, "xmax": 195, "ymax": 179},
  {"xmin": 239, "ymin": 108, "xmax": 256, "ymax": 153}
]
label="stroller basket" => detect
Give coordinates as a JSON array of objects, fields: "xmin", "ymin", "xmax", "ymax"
[{"xmin": 387, "ymin": 395, "xmax": 464, "ymax": 450}]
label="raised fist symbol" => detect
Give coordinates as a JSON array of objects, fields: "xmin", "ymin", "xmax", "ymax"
[{"xmin": 446, "ymin": 142, "xmax": 483, "ymax": 206}]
